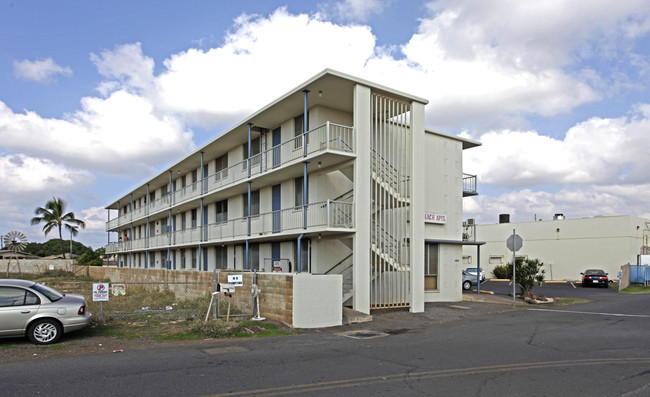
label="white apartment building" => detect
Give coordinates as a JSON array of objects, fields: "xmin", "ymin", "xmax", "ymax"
[
  {"xmin": 105, "ymin": 69, "xmax": 480, "ymax": 314},
  {"xmin": 461, "ymin": 214, "xmax": 650, "ymax": 281}
]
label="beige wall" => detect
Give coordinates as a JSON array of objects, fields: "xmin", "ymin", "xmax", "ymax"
[
  {"xmin": 1, "ymin": 259, "xmax": 75, "ymax": 274},
  {"xmin": 463, "ymin": 215, "xmax": 647, "ymax": 281}
]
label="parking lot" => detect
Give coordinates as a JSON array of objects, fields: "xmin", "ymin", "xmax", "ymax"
[{"xmin": 465, "ymin": 279, "xmax": 619, "ymax": 300}]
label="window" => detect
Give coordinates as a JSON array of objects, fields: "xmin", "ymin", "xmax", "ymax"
[
  {"xmin": 243, "ymin": 190, "xmax": 260, "ymax": 217},
  {"xmin": 489, "ymin": 255, "xmax": 503, "ymax": 265},
  {"xmin": 243, "ymin": 137, "xmax": 261, "ymax": 168},
  {"xmin": 162, "ymin": 252, "xmax": 168, "ymax": 269},
  {"xmin": 215, "ymin": 246, "xmax": 227, "ymax": 269},
  {"xmin": 181, "ymin": 175, "xmax": 186, "ymax": 188},
  {"xmin": 149, "ymin": 190, "xmax": 156, "ymax": 203},
  {"xmin": 294, "ymin": 239, "xmax": 310, "ymax": 272},
  {"xmin": 161, "ymin": 184, "xmax": 168, "ymax": 196},
  {"xmin": 0, "ymin": 287, "xmax": 39, "ymax": 307},
  {"xmin": 215, "ymin": 154, "xmax": 228, "ymax": 179},
  {"xmin": 180, "ymin": 249, "xmax": 186, "ymax": 269},
  {"xmin": 150, "ymin": 253, "xmax": 155, "ymax": 268},
  {"xmin": 424, "ymin": 243, "xmax": 439, "ymax": 290},
  {"xmin": 191, "ymin": 209, "xmax": 197, "ymax": 228},
  {"xmin": 294, "ymin": 176, "xmax": 308, "ymax": 207},
  {"xmin": 294, "ymin": 115, "xmax": 304, "ymax": 149},
  {"xmin": 215, "ymin": 200, "xmax": 228, "ymax": 224},
  {"xmin": 191, "ymin": 248, "xmax": 197, "ymax": 269},
  {"xmin": 192, "ymin": 170, "xmax": 198, "ymax": 190},
  {"xmin": 181, "ymin": 213, "xmax": 186, "ymax": 230}
]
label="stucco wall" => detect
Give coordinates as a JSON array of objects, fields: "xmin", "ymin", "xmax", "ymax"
[{"xmin": 292, "ymin": 273, "xmax": 342, "ymax": 328}]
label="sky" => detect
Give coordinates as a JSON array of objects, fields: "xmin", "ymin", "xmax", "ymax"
[{"xmin": 1, "ymin": 0, "xmax": 650, "ymax": 250}]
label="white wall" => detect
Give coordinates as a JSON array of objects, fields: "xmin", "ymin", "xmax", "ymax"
[
  {"xmin": 463, "ymin": 215, "xmax": 648, "ymax": 280},
  {"xmin": 293, "ymin": 273, "xmax": 342, "ymax": 328}
]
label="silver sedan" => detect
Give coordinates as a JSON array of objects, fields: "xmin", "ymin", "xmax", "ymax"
[{"xmin": 0, "ymin": 279, "xmax": 91, "ymax": 344}]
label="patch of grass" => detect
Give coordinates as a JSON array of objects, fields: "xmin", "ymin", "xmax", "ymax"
[
  {"xmin": 0, "ymin": 344, "xmax": 21, "ymax": 351},
  {"xmin": 35, "ymin": 344, "xmax": 65, "ymax": 351},
  {"xmin": 552, "ymin": 297, "xmax": 590, "ymax": 305},
  {"xmin": 620, "ymin": 285, "xmax": 650, "ymax": 294},
  {"xmin": 190, "ymin": 319, "xmax": 299, "ymax": 339}
]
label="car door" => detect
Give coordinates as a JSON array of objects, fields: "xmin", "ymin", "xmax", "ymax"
[{"xmin": 0, "ymin": 287, "xmax": 40, "ymax": 336}]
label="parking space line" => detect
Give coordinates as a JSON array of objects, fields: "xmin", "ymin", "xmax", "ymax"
[{"xmin": 529, "ymin": 308, "xmax": 650, "ymax": 318}]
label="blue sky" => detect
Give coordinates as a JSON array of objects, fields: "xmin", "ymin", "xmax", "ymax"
[{"xmin": 1, "ymin": 0, "xmax": 650, "ymax": 250}]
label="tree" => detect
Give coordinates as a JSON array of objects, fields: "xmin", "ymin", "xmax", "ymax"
[
  {"xmin": 77, "ymin": 247, "xmax": 105, "ymax": 267},
  {"xmin": 508, "ymin": 257, "xmax": 546, "ymax": 299},
  {"xmin": 30, "ymin": 197, "xmax": 86, "ymax": 259}
]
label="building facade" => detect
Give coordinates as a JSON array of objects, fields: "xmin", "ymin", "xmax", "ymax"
[
  {"xmin": 105, "ymin": 70, "xmax": 479, "ymax": 314},
  {"xmin": 462, "ymin": 215, "xmax": 650, "ymax": 281}
]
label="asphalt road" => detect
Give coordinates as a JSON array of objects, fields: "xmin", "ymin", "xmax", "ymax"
[{"xmin": 2, "ymin": 284, "xmax": 650, "ymax": 396}]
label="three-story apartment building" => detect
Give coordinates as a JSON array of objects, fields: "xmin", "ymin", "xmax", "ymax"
[{"xmin": 105, "ymin": 69, "xmax": 480, "ymax": 314}]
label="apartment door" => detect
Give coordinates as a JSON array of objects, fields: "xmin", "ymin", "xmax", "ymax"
[
  {"xmin": 272, "ymin": 127, "xmax": 281, "ymax": 168},
  {"xmin": 272, "ymin": 184, "xmax": 281, "ymax": 233}
]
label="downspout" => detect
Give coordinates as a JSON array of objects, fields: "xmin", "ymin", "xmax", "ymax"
[
  {"xmin": 199, "ymin": 197, "xmax": 204, "ymax": 271},
  {"xmin": 297, "ymin": 234, "xmax": 304, "ymax": 273},
  {"xmin": 477, "ymin": 245, "xmax": 481, "ymax": 294},
  {"xmin": 247, "ymin": 123, "xmax": 253, "ymax": 271},
  {"xmin": 168, "ymin": 170, "xmax": 172, "ymax": 206},
  {"xmin": 200, "ymin": 151, "xmax": 205, "ymax": 193},
  {"xmin": 303, "ymin": 162, "xmax": 308, "ymax": 230}
]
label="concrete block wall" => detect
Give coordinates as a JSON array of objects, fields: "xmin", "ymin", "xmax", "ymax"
[{"xmin": 1, "ymin": 259, "xmax": 75, "ymax": 274}]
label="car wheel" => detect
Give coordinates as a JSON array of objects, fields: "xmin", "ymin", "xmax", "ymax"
[
  {"xmin": 27, "ymin": 319, "xmax": 62, "ymax": 345},
  {"xmin": 462, "ymin": 280, "xmax": 472, "ymax": 290}
]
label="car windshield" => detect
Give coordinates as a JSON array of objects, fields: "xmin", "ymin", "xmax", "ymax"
[
  {"xmin": 585, "ymin": 269, "xmax": 605, "ymax": 275},
  {"xmin": 31, "ymin": 283, "xmax": 64, "ymax": 302}
]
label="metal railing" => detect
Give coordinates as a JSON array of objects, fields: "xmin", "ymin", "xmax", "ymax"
[
  {"xmin": 463, "ymin": 173, "xmax": 478, "ymax": 196},
  {"xmin": 106, "ymin": 122, "xmax": 354, "ymax": 231},
  {"xmin": 105, "ymin": 200, "xmax": 355, "ymax": 254}
]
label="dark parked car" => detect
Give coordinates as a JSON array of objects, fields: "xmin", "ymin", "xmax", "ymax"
[
  {"xmin": 581, "ymin": 269, "xmax": 609, "ymax": 288},
  {"xmin": 0, "ymin": 279, "xmax": 91, "ymax": 344}
]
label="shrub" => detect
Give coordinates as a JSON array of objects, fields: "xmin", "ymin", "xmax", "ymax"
[{"xmin": 492, "ymin": 265, "xmax": 511, "ymax": 279}]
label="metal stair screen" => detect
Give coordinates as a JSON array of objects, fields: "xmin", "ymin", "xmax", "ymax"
[{"xmin": 370, "ymin": 93, "xmax": 411, "ymax": 309}]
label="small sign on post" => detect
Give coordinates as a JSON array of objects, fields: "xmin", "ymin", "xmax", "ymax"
[
  {"xmin": 228, "ymin": 275, "xmax": 243, "ymax": 286},
  {"xmin": 92, "ymin": 282, "xmax": 109, "ymax": 321}
]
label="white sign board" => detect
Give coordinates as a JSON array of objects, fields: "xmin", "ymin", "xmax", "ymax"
[
  {"xmin": 424, "ymin": 213, "xmax": 447, "ymax": 224},
  {"xmin": 228, "ymin": 275, "xmax": 243, "ymax": 286},
  {"xmin": 92, "ymin": 283, "xmax": 109, "ymax": 302},
  {"xmin": 219, "ymin": 283, "xmax": 236, "ymax": 293}
]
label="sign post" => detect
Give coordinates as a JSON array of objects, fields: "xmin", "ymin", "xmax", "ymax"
[
  {"xmin": 506, "ymin": 230, "xmax": 523, "ymax": 304},
  {"xmin": 92, "ymin": 282, "xmax": 109, "ymax": 321}
]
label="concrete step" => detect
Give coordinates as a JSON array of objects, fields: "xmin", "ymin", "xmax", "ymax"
[{"xmin": 342, "ymin": 306, "xmax": 373, "ymax": 325}]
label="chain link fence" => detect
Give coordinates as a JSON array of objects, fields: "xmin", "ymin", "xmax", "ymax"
[{"xmin": 43, "ymin": 281, "xmax": 223, "ymax": 322}]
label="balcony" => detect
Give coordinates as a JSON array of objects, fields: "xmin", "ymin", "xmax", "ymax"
[
  {"xmin": 105, "ymin": 200, "xmax": 354, "ymax": 254},
  {"xmin": 106, "ymin": 122, "xmax": 354, "ymax": 231},
  {"xmin": 463, "ymin": 173, "xmax": 478, "ymax": 197}
]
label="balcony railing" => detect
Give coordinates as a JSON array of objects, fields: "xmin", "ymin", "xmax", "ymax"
[
  {"xmin": 106, "ymin": 122, "xmax": 354, "ymax": 231},
  {"xmin": 463, "ymin": 173, "xmax": 478, "ymax": 196},
  {"xmin": 105, "ymin": 200, "xmax": 354, "ymax": 254}
]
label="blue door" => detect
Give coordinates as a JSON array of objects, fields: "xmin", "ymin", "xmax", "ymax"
[
  {"xmin": 272, "ymin": 184, "xmax": 281, "ymax": 233},
  {"xmin": 272, "ymin": 127, "xmax": 281, "ymax": 168},
  {"xmin": 272, "ymin": 242, "xmax": 281, "ymax": 271}
]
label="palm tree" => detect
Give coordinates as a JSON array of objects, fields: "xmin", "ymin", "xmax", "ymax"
[{"xmin": 30, "ymin": 197, "xmax": 86, "ymax": 259}]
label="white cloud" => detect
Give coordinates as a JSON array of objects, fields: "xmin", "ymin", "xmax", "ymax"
[
  {"xmin": 0, "ymin": 153, "xmax": 93, "ymax": 194},
  {"xmin": 332, "ymin": 0, "xmax": 390, "ymax": 22},
  {"xmin": 13, "ymin": 58, "xmax": 72, "ymax": 83},
  {"xmin": 0, "ymin": 93, "xmax": 194, "ymax": 176},
  {"xmin": 90, "ymin": 43, "xmax": 155, "ymax": 95},
  {"xmin": 153, "ymin": 8, "xmax": 375, "ymax": 126},
  {"xmin": 464, "ymin": 105, "xmax": 650, "ymax": 188},
  {"xmin": 464, "ymin": 183, "xmax": 650, "ymax": 224}
]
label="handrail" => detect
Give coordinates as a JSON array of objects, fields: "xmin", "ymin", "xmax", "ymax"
[
  {"xmin": 324, "ymin": 253, "xmax": 353, "ymax": 275},
  {"xmin": 107, "ymin": 121, "xmax": 354, "ymax": 231}
]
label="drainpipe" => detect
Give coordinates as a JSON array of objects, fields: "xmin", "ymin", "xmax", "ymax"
[
  {"xmin": 146, "ymin": 183, "xmax": 150, "ymax": 215},
  {"xmin": 246, "ymin": 240, "xmax": 250, "ymax": 271},
  {"xmin": 477, "ymin": 245, "xmax": 481, "ymax": 294},
  {"xmin": 107, "ymin": 209, "xmax": 110, "ymax": 245},
  {"xmin": 303, "ymin": 162, "xmax": 308, "ymax": 230},
  {"xmin": 297, "ymin": 234, "xmax": 304, "ymax": 273}
]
